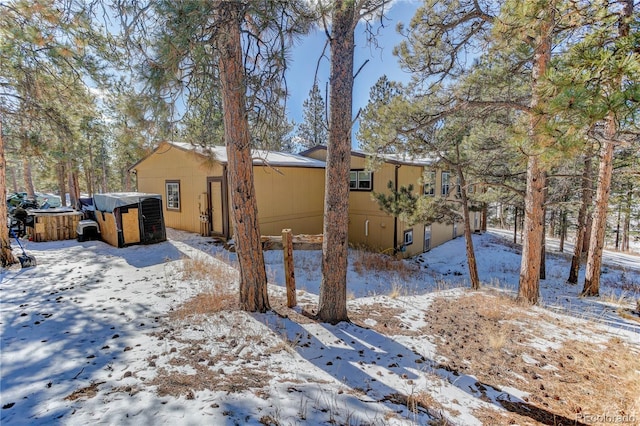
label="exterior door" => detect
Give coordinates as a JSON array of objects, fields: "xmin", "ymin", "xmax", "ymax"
[{"xmin": 207, "ymin": 175, "xmax": 229, "ymax": 238}]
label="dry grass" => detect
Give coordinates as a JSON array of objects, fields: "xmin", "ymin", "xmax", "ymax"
[
  {"xmin": 352, "ymin": 250, "xmax": 420, "ymax": 280},
  {"xmin": 179, "ymin": 254, "xmax": 238, "ymax": 283},
  {"xmin": 171, "ymin": 255, "xmax": 239, "ymax": 320},
  {"xmin": 64, "ymin": 381, "xmax": 105, "ymax": 401},
  {"xmin": 424, "ymin": 292, "xmax": 640, "ymax": 426}
]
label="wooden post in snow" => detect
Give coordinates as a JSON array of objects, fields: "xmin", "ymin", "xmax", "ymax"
[{"xmin": 282, "ymin": 229, "xmax": 296, "ymax": 308}]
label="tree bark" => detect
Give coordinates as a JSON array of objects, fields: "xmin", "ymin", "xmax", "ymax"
[
  {"xmin": 1, "ymin": 120, "xmax": 18, "ymax": 266},
  {"xmin": 67, "ymin": 161, "xmax": 81, "ymax": 210},
  {"xmin": 216, "ymin": 1, "xmax": 269, "ymax": 312},
  {"xmin": 622, "ymin": 189, "xmax": 631, "ymax": 252},
  {"xmin": 582, "ymin": 0, "xmax": 631, "ymax": 295},
  {"xmin": 539, "ymin": 172, "xmax": 548, "ymax": 280},
  {"xmin": 568, "ymin": 151, "xmax": 593, "ymax": 283},
  {"xmin": 513, "ymin": 206, "xmax": 518, "ymax": 244},
  {"xmin": 583, "ymin": 118, "xmax": 616, "ymax": 296},
  {"xmin": 519, "ymin": 156, "xmax": 545, "ymax": 304},
  {"xmin": 614, "ymin": 203, "xmax": 621, "ymax": 250},
  {"xmin": 481, "ymin": 201, "xmax": 488, "ymax": 232},
  {"xmin": 559, "ymin": 209, "xmax": 566, "ymax": 252},
  {"xmin": 518, "ymin": 4, "xmax": 553, "ymax": 305},
  {"xmin": 316, "ymin": 0, "xmax": 355, "ymax": 324},
  {"xmin": 456, "ymin": 163, "xmax": 480, "ymax": 290},
  {"xmin": 22, "ymin": 156, "xmax": 35, "ymax": 198},
  {"xmin": 57, "ymin": 163, "xmax": 67, "ymax": 207}
]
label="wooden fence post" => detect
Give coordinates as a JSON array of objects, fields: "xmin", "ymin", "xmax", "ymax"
[{"xmin": 282, "ymin": 228, "xmax": 296, "ymax": 308}]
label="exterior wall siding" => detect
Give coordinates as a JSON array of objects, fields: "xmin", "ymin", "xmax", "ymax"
[
  {"xmin": 134, "ymin": 142, "xmax": 324, "ymax": 237},
  {"xmin": 135, "ymin": 143, "xmax": 473, "ymax": 256}
]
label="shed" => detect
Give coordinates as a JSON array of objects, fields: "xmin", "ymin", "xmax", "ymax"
[{"xmin": 93, "ymin": 192, "xmax": 166, "ymax": 248}]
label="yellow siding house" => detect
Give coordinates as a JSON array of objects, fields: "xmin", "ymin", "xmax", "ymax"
[
  {"xmin": 130, "ymin": 141, "xmax": 478, "ymax": 257},
  {"xmin": 301, "ymin": 146, "xmax": 479, "ymax": 257},
  {"xmin": 130, "ymin": 141, "xmax": 326, "ymax": 239}
]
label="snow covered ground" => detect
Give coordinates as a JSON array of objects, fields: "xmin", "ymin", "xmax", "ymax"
[{"xmin": 1, "ymin": 229, "xmax": 638, "ymax": 425}]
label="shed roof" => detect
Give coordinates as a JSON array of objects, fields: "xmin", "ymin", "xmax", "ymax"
[{"xmin": 94, "ymin": 192, "xmax": 162, "ymax": 213}]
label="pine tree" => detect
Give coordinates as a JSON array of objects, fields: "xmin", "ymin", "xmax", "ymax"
[{"xmin": 296, "ymin": 83, "xmax": 328, "ymax": 149}]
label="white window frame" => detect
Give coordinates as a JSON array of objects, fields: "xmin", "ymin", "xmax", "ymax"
[
  {"xmin": 165, "ymin": 180, "xmax": 181, "ymax": 211},
  {"xmin": 424, "ymin": 171, "xmax": 436, "ymax": 196},
  {"xmin": 349, "ymin": 170, "xmax": 373, "ymax": 191},
  {"xmin": 441, "ymin": 171, "xmax": 450, "ymax": 196},
  {"xmin": 403, "ymin": 229, "xmax": 413, "ymax": 246}
]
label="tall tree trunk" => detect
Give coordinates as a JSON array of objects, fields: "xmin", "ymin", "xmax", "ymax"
[
  {"xmin": 456, "ymin": 161, "xmax": 480, "ymax": 290},
  {"xmin": 540, "ymin": 218, "xmax": 546, "ymax": 280},
  {"xmin": 513, "ymin": 206, "xmax": 518, "ymax": 244},
  {"xmin": 582, "ymin": 0, "xmax": 631, "ymax": 295},
  {"xmin": 1, "ymin": 120, "xmax": 18, "ymax": 266},
  {"xmin": 316, "ymin": 0, "xmax": 355, "ymax": 324},
  {"xmin": 568, "ymin": 151, "xmax": 593, "ymax": 283},
  {"xmin": 481, "ymin": 200, "xmax": 488, "ymax": 232},
  {"xmin": 539, "ymin": 172, "xmax": 548, "ymax": 280},
  {"xmin": 57, "ymin": 163, "xmax": 67, "ymax": 207},
  {"xmin": 548, "ymin": 209, "xmax": 556, "ymax": 237},
  {"xmin": 583, "ymin": 120, "xmax": 616, "ymax": 296},
  {"xmin": 559, "ymin": 209, "xmax": 566, "ymax": 252},
  {"xmin": 518, "ymin": 5, "xmax": 553, "ymax": 304},
  {"xmin": 67, "ymin": 161, "xmax": 81, "ymax": 210},
  {"xmin": 582, "ymin": 214, "xmax": 593, "ymax": 253},
  {"xmin": 614, "ymin": 203, "xmax": 621, "ymax": 250},
  {"xmin": 124, "ymin": 167, "xmax": 132, "ymax": 191},
  {"xmin": 216, "ymin": 1, "xmax": 269, "ymax": 313},
  {"xmin": 520, "ymin": 157, "xmax": 546, "ymax": 304},
  {"xmin": 22, "ymin": 156, "xmax": 35, "ymax": 198},
  {"xmin": 622, "ymin": 189, "xmax": 631, "ymax": 252},
  {"xmin": 101, "ymin": 141, "xmax": 109, "ymax": 193},
  {"xmin": 86, "ymin": 143, "xmax": 94, "ymax": 196}
]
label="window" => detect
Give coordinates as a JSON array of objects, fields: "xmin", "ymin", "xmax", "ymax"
[
  {"xmin": 424, "ymin": 225, "xmax": 431, "ymax": 252},
  {"xmin": 456, "ymin": 176, "xmax": 461, "ymax": 196},
  {"xmin": 403, "ymin": 229, "xmax": 413, "ymax": 246},
  {"xmin": 452, "ymin": 222, "xmax": 458, "ymax": 239},
  {"xmin": 166, "ymin": 180, "xmax": 181, "ymax": 211},
  {"xmin": 441, "ymin": 171, "xmax": 450, "ymax": 196},
  {"xmin": 349, "ymin": 170, "xmax": 373, "ymax": 191},
  {"xmin": 424, "ymin": 171, "xmax": 436, "ymax": 196}
]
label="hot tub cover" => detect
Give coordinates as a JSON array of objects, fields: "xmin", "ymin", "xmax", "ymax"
[{"xmin": 93, "ymin": 192, "xmax": 162, "ymax": 213}]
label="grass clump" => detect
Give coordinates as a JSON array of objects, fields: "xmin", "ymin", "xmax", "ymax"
[
  {"xmin": 352, "ymin": 249, "xmax": 419, "ymax": 280},
  {"xmin": 172, "ymin": 254, "xmax": 239, "ymax": 320}
]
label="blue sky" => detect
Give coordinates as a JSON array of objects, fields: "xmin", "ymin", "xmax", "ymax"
[{"xmin": 285, "ymin": 1, "xmax": 420, "ymax": 147}]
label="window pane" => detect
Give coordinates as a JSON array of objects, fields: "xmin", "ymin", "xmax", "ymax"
[
  {"xmin": 349, "ymin": 171, "xmax": 357, "ymax": 189},
  {"xmin": 358, "ymin": 171, "xmax": 372, "ymax": 189},
  {"xmin": 424, "ymin": 171, "xmax": 435, "ymax": 195},
  {"xmin": 404, "ymin": 229, "xmax": 413, "ymax": 245},
  {"xmin": 441, "ymin": 172, "xmax": 450, "ymax": 196},
  {"xmin": 166, "ymin": 182, "xmax": 180, "ymax": 209}
]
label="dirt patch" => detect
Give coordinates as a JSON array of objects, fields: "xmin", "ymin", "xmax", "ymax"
[
  {"xmin": 350, "ymin": 303, "xmax": 421, "ymax": 336},
  {"xmin": 425, "ymin": 292, "xmax": 640, "ymax": 425},
  {"xmin": 64, "ymin": 381, "xmax": 105, "ymax": 401}
]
